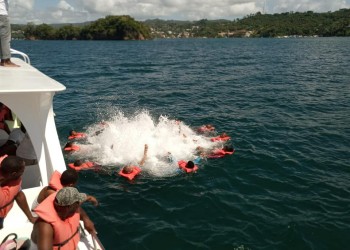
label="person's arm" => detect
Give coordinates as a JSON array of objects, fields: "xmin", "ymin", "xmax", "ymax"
[
  {"xmin": 86, "ymin": 195, "xmax": 99, "ymax": 206},
  {"xmin": 31, "ymin": 219, "xmax": 54, "ymax": 249},
  {"xmin": 79, "ymin": 207, "xmax": 97, "ymax": 235},
  {"xmin": 139, "ymin": 144, "xmax": 148, "ymax": 167},
  {"xmin": 15, "ymin": 191, "xmax": 37, "ymax": 224}
]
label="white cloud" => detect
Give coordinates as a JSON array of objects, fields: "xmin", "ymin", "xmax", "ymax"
[{"xmin": 7, "ymin": 0, "xmax": 350, "ymax": 24}]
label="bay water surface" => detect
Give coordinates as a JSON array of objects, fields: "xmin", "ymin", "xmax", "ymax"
[{"xmin": 13, "ymin": 38, "xmax": 350, "ymax": 250}]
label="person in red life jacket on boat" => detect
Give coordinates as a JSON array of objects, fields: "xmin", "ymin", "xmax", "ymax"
[
  {"xmin": 63, "ymin": 142, "xmax": 80, "ymax": 152},
  {"xmin": 119, "ymin": 144, "xmax": 148, "ymax": 180},
  {"xmin": 0, "ymin": 156, "xmax": 37, "ymax": 229},
  {"xmin": 178, "ymin": 160, "xmax": 199, "ymax": 173},
  {"xmin": 68, "ymin": 159, "xmax": 101, "ymax": 172},
  {"xmin": 68, "ymin": 130, "xmax": 86, "ymax": 140},
  {"xmin": 31, "ymin": 187, "xmax": 94, "ymax": 250},
  {"xmin": 210, "ymin": 132, "xmax": 231, "ymax": 142},
  {"xmin": 31, "ymin": 169, "xmax": 98, "ymax": 240},
  {"xmin": 0, "ymin": 103, "xmax": 11, "ymax": 134}
]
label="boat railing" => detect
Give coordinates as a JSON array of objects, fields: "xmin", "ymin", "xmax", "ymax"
[{"xmin": 10, "ymin": 48, "xmax": 31, "ymax": 65}]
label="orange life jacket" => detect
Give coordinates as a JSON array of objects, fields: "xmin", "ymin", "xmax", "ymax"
[
  {"xmin": 210, "ymin": 136, "xmax": 231, "ymax": 142},
  {"xmin": 0, "ymin": 178, "xmax": 22, "ymax": 217},
  {"xmin": 64, "ymin": 145, "xmax": 80, "ymax": 152},
  {"xmin": 207, "ymin": 149, "xmax": 234, "ymax": 158},
  {"xmin": 68, "ymin": 133, "xmax": 86, "ymax": 140},
  {"xmin": 68, "ymin": 162, "xmax": 94, "ymax": 171},
  {"xmin": 178, "ymin": 160, "xmax": 199, "ymax": 173},
  {"xmin": 49, "ymin": 171, "xmax": 63, "ymax": 191},
  {"xmin": 34, "ymin": 193, "xmax": 80, "ymax": 250},
  {"xmin": 118, "ymin": 166, "xmax": 141, "ymax": 180}
]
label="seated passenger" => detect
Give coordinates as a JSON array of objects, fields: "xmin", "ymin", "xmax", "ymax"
[
  {"xmin": 119, "ymin": 144, "xmax": 148, "ymax": 180},
  {"xmin": 31, "ymin": 187, "xmax": 97, "ymax": 249},
  {"xmin": 16, "ymin": 131, "xmax": 37, "ymax": 165},
  {"xmin": 0, "ymin": 124, "xmax": 26, "ymax": 157},
  {"xmin": 0, "ymin": 156, "xmax": 36, "ymax": 229},
  {"xmin": 0, "ymin": 103, "xmax": 11, "ymax": 134}
]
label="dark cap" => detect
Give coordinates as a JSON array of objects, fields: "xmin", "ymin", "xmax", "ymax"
[{"xmin": 55, "ymin": 187, "xmax": 87, "ymax": 206}]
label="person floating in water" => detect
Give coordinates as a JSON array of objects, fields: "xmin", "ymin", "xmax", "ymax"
[
  {"xmin": 211, "ymin": 132, "xmax": 231, "ymax": 142},
  {"xmin": 119, "ymin": 144, "xmax": 148, "ymax": 180},
  {"xmin": 63, "ymin": 142, "xmax": 80, "ymax": 152},
  {"xmin": 197, "ymin": 124, "xmax": 215, "ymax": 134},
  {"xmin": 68, "ymin": 130, "xmax": 86, "ymax": 140},
  {"xmin": 178, "ymin": 160, "xmax": 198, "ymax": 173},
  {"xmin": 68, "ymin": 159, "xmax": 101, "ymax": 171}
]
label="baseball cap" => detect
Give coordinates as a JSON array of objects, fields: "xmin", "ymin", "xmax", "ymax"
[{"xmin": 55, "ymin": 187, "xmax": 87, "ymax": 206}]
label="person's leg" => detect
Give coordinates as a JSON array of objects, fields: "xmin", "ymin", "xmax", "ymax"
[
  {"xmin": 0, "ymin": 15, "xmax": 11, "ymax": 61},
  {"xmin": 0, "ymin": 15, "xmax": 18, "ymax": 67}
]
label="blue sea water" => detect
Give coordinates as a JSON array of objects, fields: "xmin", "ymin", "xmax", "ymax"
[{"xmin": 12, "ymin": 38, "xmax": 350, "ymax": 250}]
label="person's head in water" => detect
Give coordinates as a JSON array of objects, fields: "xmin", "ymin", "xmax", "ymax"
[
  {"xmin": 69, "ymin": 130, "xmax": 78, "ymax": 136},
  {"xmin": 64, "ymin": 142, "xmax": 73, "ymax": 148},
  {"xmin": 73, "ymin": 159, "xmax": 83, "ymax": 166},
  {"xmin": 122, "ymin": 165, "xmax": 134, "ymax": 174},
  {"xmin": 185, "ymin": 161, "xmax": 195, "ymax": 169},
  {"xmin": 223, "ymin": 146, "xmax": 234, "ymax": 152},
  {"xmin": 60, "ymin": 169, "xmax": 79, "ymax": 187}
]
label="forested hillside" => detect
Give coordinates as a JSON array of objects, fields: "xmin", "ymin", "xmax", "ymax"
[{"xmin": 12, "ymin": 9, "xmax": 350, "ymax": 40}]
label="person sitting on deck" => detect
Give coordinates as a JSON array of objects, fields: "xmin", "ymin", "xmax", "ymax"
[
  {"xmin": 119, "ymin": 144, "xmax": 148, "ymax": 180},
  {"xmin": 16, "ymin": 131, "xmax": 37, "ymax": 165},
  {"xmin": 31, "ymin": 187, "xmax": 95, "ymax": 249},
  {"xmin": 0, "ymin": 156, "xmax": 37, "ymax": 229},
  {"xmin": 0, "ymin": 124, "xmax": 25, "ymax": 157},
  {"xmin": 0, "ymin": 103, "xmax": 11, "ymax": 134}
]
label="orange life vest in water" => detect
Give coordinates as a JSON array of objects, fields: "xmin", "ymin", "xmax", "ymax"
[
  {"xmin": 68, "ymin": 162, "xmax": 95, "ymax": 171},
  {"xmin": 210, "ymin": 136, "xmax": 231, "ymax": 142},
  {"xmin": 178, "ymin": 160, "xmax": 198, "ymax": 173},
  {"xmin": 118, "ymin": 166, "xmax": 141, "ymax": 180},
  {"xmin": 207, "ymin": 149, "xmax": 234, "ymax": 158},
  {"xmin": 34, "ymin": 193, "xmax": 80, "ymax": 250},
  {"xmin": 64, "ymin": 145, "xmax": 80, "ymax": 152},
  {"xmin": 68, "ymin": 133, "xmax": 86, "ymax": 140}
]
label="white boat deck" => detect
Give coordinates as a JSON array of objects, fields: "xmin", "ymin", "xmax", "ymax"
[
  {"xmin": 0, "ymin": 56, "xmax": 104, "ymax": 249},
  {"xmin": 0, "ymin": 58, "xmax": 65, "ymax": 93}
]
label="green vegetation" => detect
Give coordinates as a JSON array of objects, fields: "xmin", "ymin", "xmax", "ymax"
[
  {"xmin": 11, "ymin": 9, "xmax": 350, "ymax": 40},
  {"xmin": 13, "ymin": 15, "xmax": 151, "ymax": 40}
]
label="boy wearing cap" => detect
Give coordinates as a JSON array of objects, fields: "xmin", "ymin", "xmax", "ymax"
[{"xmin": 32, "ymin": 187, "xmax": 93, "ymax": 250}]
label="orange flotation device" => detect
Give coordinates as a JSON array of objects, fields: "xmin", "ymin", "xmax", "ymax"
[
  {"xmin": 64, "ymin": 145, "xmax": 80, "ymax": 152},
  {"xmin": 178, "ymin": 160, "xmax": 199, "ymax": 173},
  {"xmin": 207, "ymin": 149, "xmax": 235, "ymax": 159},
  {"xmin": 119, "ymin": 166, "xmax": 141, "ymax": 180},
  {"xmin": 210, "ymin": 136, "xmax": 231, "ymax": 142},
  {"xmin": 68, "ymin": 162, "xmax": 95, "ymax": 171},
  {"xmin": 68, "ymin": 132, "xmax": 86, "ymax": 140}
]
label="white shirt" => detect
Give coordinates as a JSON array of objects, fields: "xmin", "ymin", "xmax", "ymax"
[
  {"xmin": 16, "ymin": 132, "xmax": 37, "ymax": 160},
  {"xmin": 0, "ymin": 0, "xmax": 9, "ymax": 16},
  {"xmin": 8, "ymin": 128, "xmax": 25, "ymax": 145}
]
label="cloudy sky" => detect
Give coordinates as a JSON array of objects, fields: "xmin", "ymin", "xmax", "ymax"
[{"xmin": 8, "ymin": 0, "xmax": 350, "ymax": 24}]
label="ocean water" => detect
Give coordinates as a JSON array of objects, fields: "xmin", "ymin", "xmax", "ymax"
[{"xmin": 12, "ymin": 38, "xmax": 350, "ymax": 250}]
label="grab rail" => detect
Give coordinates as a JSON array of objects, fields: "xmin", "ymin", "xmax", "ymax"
[{"xmin": 10, "ymin": 49, "xmax": 31, "ymax": 65}]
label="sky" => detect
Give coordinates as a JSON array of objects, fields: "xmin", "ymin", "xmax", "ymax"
[{"xmin": 8, "ymin": 0, "xmax": 350, "ymax": 24}]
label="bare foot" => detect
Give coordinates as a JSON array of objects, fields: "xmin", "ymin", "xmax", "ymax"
[{"xmin": 0, "ymin": 59, "xmax": 20, "ymax": 67}]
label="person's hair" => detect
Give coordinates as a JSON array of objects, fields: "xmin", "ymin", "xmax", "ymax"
[
  {"xmin": 64, "ymin": 142, "xmax": 73, "ymax": 148},
  {"xmin": 122, "ymin": 166, "xmax": 133, "ymax": 174},
  {"xmin": 60, "ymin": 169, "xmax": 78, "ymax": 186},
  {"xmin": 1, "ymin": 156, "xmax": 25, "ymax": 175},
  {"xmin": 186, "ymin": 161, "xmax": 195, "ymax": 169},
  {"xmin": 223, "ymin": 146, "xmax": 234, "ymax": 152},
  {"xmin": 74, "ymin": 160, "xmax": 82, "ymax": 166},
  {"xmin": 69, "ymin": 130, "xmax": 76, "ymax": 135}
]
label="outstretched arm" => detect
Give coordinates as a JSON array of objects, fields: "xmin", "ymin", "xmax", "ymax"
[
  {"xmin": 139, "ymin": 144, "xmax": 148, "ymax": 167},
  {"xmin": 15, "ymin": 191, "xmax": 37, "ymax": 224}
]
